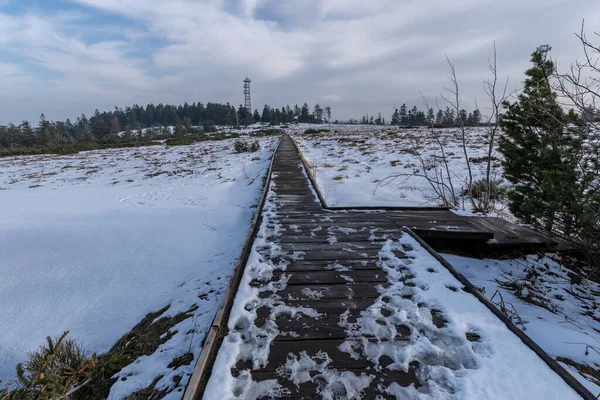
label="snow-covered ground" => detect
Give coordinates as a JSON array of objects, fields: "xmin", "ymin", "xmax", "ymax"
[
  {"xmin": 292, "ymin": 124, "xmax": 505, "ymax": 211},
  {"xmin": 443, "ymin": 252, "xmax": 600, "ymax": 395},
  {"xmin": 0, "ymin": 137, "xmax": 276, "ymax": 397}
]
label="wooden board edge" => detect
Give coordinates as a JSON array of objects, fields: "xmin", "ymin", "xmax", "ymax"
[{"xmin": 288, "ymin": 134, "xmax": 329, "ymax": 208}]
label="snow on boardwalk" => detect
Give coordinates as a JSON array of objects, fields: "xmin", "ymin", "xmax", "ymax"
[{"xmin": 203, "ymin": 135, "xmax": 583, "ymax": 399}]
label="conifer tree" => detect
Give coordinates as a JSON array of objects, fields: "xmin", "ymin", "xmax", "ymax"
[
  {"xmin": 427, "ymin": 108, "xmax": 435, "ymax": 125},
  {"xmin": 499, "ymin": 45, "xmax": 579, "ymax": 231},
  {"xmin": 261, "ymin": 105, "xmax": 271, "ymax": 123},
  {"xmin": 391, "ymin": 108, "xmax": 400, "ymax": 125},
  {"xmin": 399, "ymin": 104, "xmax": 408, "ymax": 125},
  {"xmin": 299, "ymin": 103, "xmax": 311, "ymax": 123}
]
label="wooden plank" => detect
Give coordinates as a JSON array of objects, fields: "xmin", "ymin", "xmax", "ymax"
[
  {"xmin": 283, "ymin": 248, "xmax": 382, "ymax": 260},
  {"xmin": 468, "ymin": 217, "xmax": 557, "ymax": 245},
  {"xmin": 250, "ymin": 365, "xmax": 421, "ymax": 397},
  {"xmin": 279, "ymin": 242, "xmax": 386, "ymax": 251},
  {"xmin": 256, "ymin": 315, "xmax": 356, "ymax": 341},
  {"xmin": 279, "ymin": 215, "xmax": 391, "ymax": 223},
  {"xmin": 284, "ymin": 260, "xmax": 385, "ymax": 271},
  {"xmin": 273, "ymin": 234, "xmax": 400, "ymax": 244},
  {"xmin": 258, "ymin": 316, "xmax": 411, "ymax": 342},
  {"xmin": 259, "ymin": 283, "xmax": 384, "ymax": 299},
  {"xmin": 410, "ymin": 228, "xmax": 494, "ymax": 241},
  {"xmin": 236, "ymin": 339, "xmax": 378, "ymax": 372},
  {"xmin": 257, "ymin": 297, "xmax": 382, "ymax": 315},
  {"xmin": 268, "ymin": 269, "xmax": 388, "ymax": 284}
]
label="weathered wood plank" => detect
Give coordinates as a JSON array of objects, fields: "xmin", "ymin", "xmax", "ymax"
[
  {"xmin": 250, "ymin": 365, "xmax": 420, "ymax": 400},
  {"xmin": 282, "ymin": 249, "xmax": 381, "ymax": 260},
  {"xmin": 272, "ymin": 234, "xmax": 400, "ymax": 244},
  {"xmin": 259, "ymin": 283, "xmax": 384, "ymax": 299},
  {"xmin": 279, "ymin": 242, "xmax": 386, "ymax": 251},
  {"xmin": 269, "ymin": 269, "xmax": 388, "ymax": 284},
  {"xmin": 284, "ymin": 260, "xmax": 386, "ymax": 271}
]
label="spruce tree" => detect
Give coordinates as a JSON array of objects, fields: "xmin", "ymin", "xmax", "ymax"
[
  {"xmin": 299, "ymin": 103, "xmax": 311, "ymax": 123},
  {"xmin": 399, "ymin": 104, "xmax": 408, "ymax": 125},
  {"xmin": 391, "ymin": 108, "xmax": 400, "ymax": 125},
  {"xmin": 499, "ymin": 45, "xmax": 578, "ymax": 231},
  {"xmin": 427, "ymin": 108, "xmax": 435, "ymax": 125},
  {"xmin": 435, "ymin": 109, "xmax": 443, "ymax": 124},
  {"xmin": 261, "ymin": 105, "xmax": 271, "ymax": 123}
]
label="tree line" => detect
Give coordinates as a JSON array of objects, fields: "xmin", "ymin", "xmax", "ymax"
[
  {"xmin": 0, "ymin": 102, "xmax": 332, "ymax": 151},
  {"xmin": 391, "ymin": 104, "xmax": 482, "ymax": 126},
  {"xmin": 347, "ymin": 105, "xmax": 482, "ymax": 126}
]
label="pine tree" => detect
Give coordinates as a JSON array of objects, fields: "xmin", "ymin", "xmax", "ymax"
[
  {"xmin": 458, "ymin": 109, "xmax": 468, "ymax": 126},
  {"xmin": 435, "ymin": 109, "xmax": 444, "ymax": 125},
  {"xmin": 253, "ymin": 109, "xmax": 261, "ymax": 123},
  {"xmin": 442, "ymin": 107, "xmax": 455, "ymax": 125},
  {"xmin": 299, "ymin": 103, "xmax": 311, "ymax": 123},
  {"xmin": 261, "ymin": 105, "xmax": 271, "ymax": 123},
  {"xmin": 375, "ymin": 112, "xmax": 382, "ymax": 125},
  {"xmin": 471, "ymin": 109, "xmax": 481, "ymax": 126},
  {"xmin": 427, "ymin": 108, "xmax": 435, "ymax": 125},
  {"xmin": 499, "ymin": 45, "xmax": 579, "ymax": 232},
  {"xmin": 391, "ymin": 108, "xmax": 400, "ymax": 125},
  {"xmin": 399, "ymin": 104, "xmax": 408, "ymax": 125},
  {"xmin": 313, "ymin": 104, "xmax": 324, "ymax": 123}
]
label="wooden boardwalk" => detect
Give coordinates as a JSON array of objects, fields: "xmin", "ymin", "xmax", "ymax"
[
  {"xmin": 235, "ymin": 135, "xmax": 421, "ymax": 397},
  {"xmin": 192, "ymin": 135, "xmax": 591, "ymax": 399}
]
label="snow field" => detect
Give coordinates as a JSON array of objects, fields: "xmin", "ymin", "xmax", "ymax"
[
  {"xmin": 292, "ymin": 124, "xmax": 505, "ymax": 210},
  {"xmin": 0, "ymin": 137, "xmax": 276, "ymax": 398}
]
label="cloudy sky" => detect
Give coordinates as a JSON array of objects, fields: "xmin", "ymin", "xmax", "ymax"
[{"xmin": 0, "ymin": 0, "xmax": 598, "ymax": 124}]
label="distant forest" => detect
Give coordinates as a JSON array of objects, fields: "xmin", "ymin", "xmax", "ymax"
[
  {"xmin": 0, "ymin": 98, "xmax": 486, "ymax": 155},
  {"xmin": 354, "ymin": 104, "xmax": 482, "ymax": 127},
  {"xmin": 0, "ymin": 102, "xmax": 329, "ymax": 153}
]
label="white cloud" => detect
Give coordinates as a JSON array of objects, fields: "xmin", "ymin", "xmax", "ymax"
[
  {"xmin": 322, "ymin": 94, "xmax": 342, "ymax": 102},
  {"xmin": 0, "ymin": 62, "xmax": 21, "ymax": 78}
]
